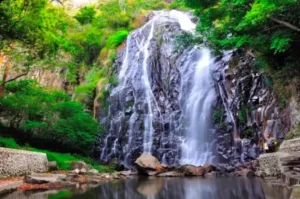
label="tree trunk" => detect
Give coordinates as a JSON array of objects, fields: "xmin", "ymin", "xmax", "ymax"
[
  {"xmin": 0, "ymin": 56, "xmax": 11, "ymax": 98},
  {"xmin": 0, "ymin": 84, "xmax": 5, "ymax": 98}
]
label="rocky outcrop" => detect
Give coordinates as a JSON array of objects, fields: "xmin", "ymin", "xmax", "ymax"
[
  {"xmin": 134, "ymin": 154, "xmax": 162, "ymax": 176},
  {"xmin": 24, "ymin": 174, "xmax": 67, "ymax": 184},
  {"xmin": 178, "ymin": 165, "xmax": 205, "ymax": 176},
  {"xmin": 0, "ymin": 64, "xmax": 75, "ymax": 94},
  {"xmin": 212, "ymin": 50, "xmax": 290, "ymax": 164}
]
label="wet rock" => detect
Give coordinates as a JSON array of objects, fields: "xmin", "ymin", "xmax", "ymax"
[
  {"xmin": 70, "ymin": 161, "xmax": 90, "ymax": 171},
  {"xmin": 80, "ymin": 168, "xmax": 87, "ymax": 174},
  {"xmin": 203, "ymin": 163, "xmax": 216, "ymax": 173},
  {"xmin": 72, "ymin": 169, "xmax": 80, "ymax": 174},
  {"xmin": 213, "ymin": 50, "xmax": 289, "ymax": 164},
  {"xmin": 179, "ymin": 165, "xmax": 205, "ymax": 176},
  {"xmin": 48, "ymin": 161, "xmax": 58, "ymax": 171},
  {"xmin": 87, "ymin": 169, "xmax": 99, "ymax": 175},
  {"xmin": 24, "ymin": 174, "xmax": 66, "ymax": 184},
  {"xmin": 120, "ymin": 170, "xmax": 136, "ymax": 176},
  {"xmin": 235, "ymin": 169, "xmax": 255, "ymax": 177},
  {"xmin": 0, "ymin": 180, "xmax": 23, "ymax": 195},
  {"xmin": 135, "ymin": 154, "xmax": 162, "ymax": 176},
  {"xmin": 224, "ymin": 165, "xmax": 235, "ymax": 173},
  {"xmin": 157, "ymin": 171, "xmax": 183, "ymax": 177},
  {"xmin": 204, "ymin": 171, "xmax": 217, "ymax": 178}
]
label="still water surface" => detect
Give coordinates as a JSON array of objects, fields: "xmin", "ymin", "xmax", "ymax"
[{"xmin": 2, "ymin": 177, "xmax": 292, "ymax": 199}]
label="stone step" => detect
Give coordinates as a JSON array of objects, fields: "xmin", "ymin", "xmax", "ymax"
[
  {"xmin": 282, "ymin": 161, "xmax": 300, "ymax": 166},
  {"xmin": 293, "ymin": 168, "xmax": 300, "ymax": 173},
  {"xmin": 280, "ymin": 156, "xmax": 300, "ymax": 162},
  {"xmin": 282, "ymin": 171, "xmax": 300, "ymax": 186}
]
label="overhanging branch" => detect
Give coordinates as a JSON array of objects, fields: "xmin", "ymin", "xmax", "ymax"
[
  {"xmin": 5, "ymin": 72, "xmax": 28, "ymax": 84},
  {"xmin": 270, "ymin": 17, "xmax": 300, "ymax": 32}
]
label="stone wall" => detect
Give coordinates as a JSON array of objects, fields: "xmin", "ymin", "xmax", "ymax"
[
  {"xmin": 257, "ymin": 153, "xmax": 282, "ymax": 176},
  {"xmin": 280, "ymin": 138, "xmax": 300, "ymax": 152},
  {"xmin": 257, "ymin": 138, "xmax": 300, "ymax": 177},
  {"xmin": 0, "ymin": 147, "xmax": 48, "ymax": 178}
]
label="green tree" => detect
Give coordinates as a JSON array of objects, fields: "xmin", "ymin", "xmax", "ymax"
[
  {"xmin": 74, "ymin": 6, "xmax": 96, "ymax": 25},
  {"xmin": 0, "ymin": 80, "xmax": 99, "ymax": 155}
]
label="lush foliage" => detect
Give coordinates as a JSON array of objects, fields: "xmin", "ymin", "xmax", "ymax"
[
  {"xmin": 0, "ymin": 0, "xmax": 171, "ymax": 159},
  {"xmin": 74, "ymin": 6, "xmax": 96, "ymax": 25},
  {"xmin": 0, "ymin": 80, "xmax": 99, "ymax": 155},
  {"xmin": 0, "ymin": 137, "xmax": 114, "ymax": 172},
  {"xmin": 179, "ymin": 0, "xmax": 300, "ymax": 101}
]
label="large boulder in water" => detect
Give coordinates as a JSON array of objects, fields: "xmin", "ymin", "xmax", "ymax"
[{"xmin": 134, "ymin": 154, "xmax": 162, "ymax": 176}]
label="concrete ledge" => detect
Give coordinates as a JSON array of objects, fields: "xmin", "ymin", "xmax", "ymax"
[
  {"xmin": 280, "ymin": 138, "xmax": 300, "ymax": 152},
  {"xmin": 0, "ymin": 147, "xmax": 48, "ymax": 178},
  {"xmin": 257, "ymin": 153, "xmax": 281, "ymax": 176}
]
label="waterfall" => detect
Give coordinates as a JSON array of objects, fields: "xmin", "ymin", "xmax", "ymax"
[
  {"xmin": 180, "ymin": 48, "xmax": 216, "ymax": 166},
  {"xmin": 98, "ymin": 10, "xmax": 218, "ymax": 166}
]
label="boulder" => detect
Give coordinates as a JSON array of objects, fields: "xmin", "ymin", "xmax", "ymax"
[
  {"xmin": 224, "ymin": 165, "xmax": 235, "ymax": 173},
  {"xmin": 72, "ymin": 169, "xmax": 80, "ymax": 174},
  {"xmin": 157, "ymin": 171, "xmax": 183, "ymax": 177},
  {"xmin": 24, "ymin": 174, "xmax": 67, "ymax": 184},
  {"xmin": 70, "ymin": 161, "xmax": 90, "ymax": 171},
  {"xmin": 134, "ymin": 154, "xmax": 161, "ymax": 176},
  {"xmin": 179, "ymin": 165, "xmax": 205, "ymax": 176},
  {"xmin": 87, "ymin": 169, "xmax": 99, "ymax": 175},
  {"xmin": 48, "ymin": 161, "xmax": 58, "ymax": 171},
  {"xmin": 235, "ymin": 169, "xmax": 255, "ymax": 177},
  {"xmin": 120, "ymin": 170, "xmax": 133, "ymax": 176},
  {"xmin": 203, "ymin": 163, "xmax": 216, "ymax": 173},
  {"xmin": 80, "ymin": 168, "xmax": 87, "ymax": 174}
]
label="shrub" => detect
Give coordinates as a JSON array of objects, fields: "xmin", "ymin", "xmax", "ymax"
[
  {"xmin": 105, "ymin": 30, "xmax": 129, "ymax": 48},
  {"xmin": 0, "ymin": 137, "xmax": 19, "ymax": 149},
  {"xmin": 74, "ymin": 6, "xmax": 96, "ymax": 25},
  {"xmin": 0, "ymin": 80, "xmax": 99, "ymax": 156}
]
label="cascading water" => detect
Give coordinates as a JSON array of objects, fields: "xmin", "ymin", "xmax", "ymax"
[
  {"xmin": 97, "ymin": 10, "xmax": 218, "ymax": 167},
  {"xmin": 180, "ymin": 48, "xmax": 216, "ymax": 166}
]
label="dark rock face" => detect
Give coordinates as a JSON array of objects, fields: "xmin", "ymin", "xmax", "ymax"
[
  {"xmin": 94, "ymin": 11, "xmax": 194, "ymax": 167},
  {"xmin": 212, "ymin": 50, "xmax": 290, "ymax": 164}
]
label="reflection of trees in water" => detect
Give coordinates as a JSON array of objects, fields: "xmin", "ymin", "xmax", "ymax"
[{"xmin": 70, "ymin": 177, "xmax": 290, "ymax": 199}]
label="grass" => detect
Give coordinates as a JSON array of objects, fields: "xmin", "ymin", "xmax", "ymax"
[{"xmin": 0, "ymin": 137, "xmax": 114, "ymax": 173}]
